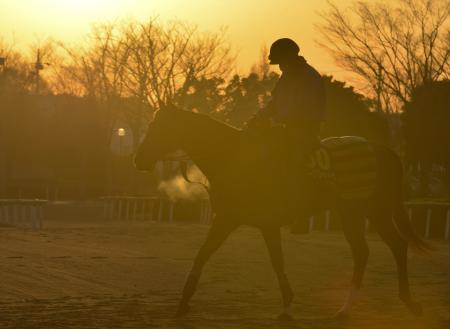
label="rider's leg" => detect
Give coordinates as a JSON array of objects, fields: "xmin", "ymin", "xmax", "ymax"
[{"xmin": 287, "ymin": 123, "xmax": 322, "ymax": 234}]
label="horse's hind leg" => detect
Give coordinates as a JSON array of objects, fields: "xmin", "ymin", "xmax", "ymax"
[
  {"xmin": 336, "ymin": 212, "xmax": 369, "ymax": 317},
  {"xmin": 369, "ymin": 209, "xmax": 422, "ymax": 316}
]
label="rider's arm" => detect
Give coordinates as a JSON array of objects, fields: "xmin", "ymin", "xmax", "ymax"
[
  {"xmin": 245, "ymin": 101, "xmax": 275, "ymax": 130},
  {"xmin": 258, "ymin": 100, "xmax": 276, "ymax": 119},
  {"xmin": 245, "ymin": 79, "xmax": 280, "ymax": 128}
]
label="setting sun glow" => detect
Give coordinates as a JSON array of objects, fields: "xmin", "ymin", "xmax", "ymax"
[
  {"xmin": 55, "ymin": 0, "xmax": 110, "ymax": 13},
  {"xmin": 0, "ymin": 0, "xmax": 354, "ymax": 76}
]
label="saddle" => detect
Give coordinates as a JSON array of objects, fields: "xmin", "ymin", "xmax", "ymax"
[
  {"xmin": 249, "ymin": 128, "xmax": 378, "ymax": 201},
  {"xmin": 306, "ymin": 136, "xmax": 377, "ymax": 200}
]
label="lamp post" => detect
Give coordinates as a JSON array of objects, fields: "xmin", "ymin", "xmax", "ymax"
[
  {"xmin": 0, "ymin": 57, "xmax": 6, "ymax": 196},
  {"xmin": 0, "ymin": 56, "xmax": 5, "ymax": 87},
  {"xmin": 34, "ymin": 49, "xmax": 50, "ymax": 94},
  {"xmin": 117, "ymin": 128, "xmax": 126, "ymax": 156},
  {"xmin": 35, "ymin": 50, "xmax": 44, "ymax": 94},
  {"xmin": 0, "ymin": 57, "xmax": 5, "ymax": 75}
]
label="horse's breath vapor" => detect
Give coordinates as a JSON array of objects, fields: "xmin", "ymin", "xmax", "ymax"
[{"xmin": 157, "ymin": 163, "xmax": 209, "ymax": 202}]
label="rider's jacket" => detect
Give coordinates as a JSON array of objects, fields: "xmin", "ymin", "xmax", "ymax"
[{"xmin": 267, "ymin": 56, "xmax": 326, "ymax": 128}]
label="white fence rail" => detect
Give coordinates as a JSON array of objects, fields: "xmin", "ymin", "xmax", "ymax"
[
  {"xmin": 102, "ymin": 196, "xmax": 213, "ymax": 224},
  {"xmin": 404, "ymin": 202, "xmax": 450, "ymax": 240},
  {"xmin": 0, "ymin": 199, "xmax": 47, "ymax": 229},
  {"xmin": 307, "ymin": 202, "xmax": 450, "ymax": 240},
  {"xmin": 101, "ymin": 197, "xmax": 449, "ymax": 240}
]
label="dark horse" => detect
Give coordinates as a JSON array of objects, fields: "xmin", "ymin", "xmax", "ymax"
[{"xmin": 135, "ymin": 104, "xmax": 428, "ymax": 319}]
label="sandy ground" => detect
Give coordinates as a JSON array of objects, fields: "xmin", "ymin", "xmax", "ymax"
[{"xmin": 0, "ymin": 217, "xmax": 449, "ymax": 329}]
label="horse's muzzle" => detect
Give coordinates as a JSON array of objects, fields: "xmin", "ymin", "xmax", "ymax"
[
  {"xmin": 134, "ymin": 153, "xmax": 157, "ymax": 172},
  {"xmin": 134, "ymin": 150, "xmax": 189, "ymax": 172}
]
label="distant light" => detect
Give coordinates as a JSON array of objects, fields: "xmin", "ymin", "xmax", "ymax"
[{"xmin": 117, "ymin": 128, "xmax": 126, "ymax": 137}]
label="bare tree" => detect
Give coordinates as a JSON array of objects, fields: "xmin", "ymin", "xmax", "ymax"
[
  {"xmin": 51, "ymin": 23, "xmax": 128, "ymax": 100},
  {"xmin": 52, "ymin": 17, "xmax": 234, "ymax": 149},
  {"xmin": 0, "ymin": 39, "xmax": 37, "ymax": 93},
  {"xmin": 318, "ymin": 0, "xmax": 450, "ymax": 112},
  {"xmin": 251, "ymin": 45, "xmax": 271, "ymax": 79},
  {"xmin": 119, "ymin": 18, "xmax": 234, "ymax": 109}
]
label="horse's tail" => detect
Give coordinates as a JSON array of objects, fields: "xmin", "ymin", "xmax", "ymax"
[
  {"xmin": 393, "ymin": 204, "xmax": 431, "ymax": 253},
  {"xmin": 385, "ymin": 147, "xmax": 431, "ymax": 253}
]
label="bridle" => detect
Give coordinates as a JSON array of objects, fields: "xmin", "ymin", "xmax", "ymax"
[{"xmin": 161, "ymin": 150, "xmax": 210, "ymax": 192}]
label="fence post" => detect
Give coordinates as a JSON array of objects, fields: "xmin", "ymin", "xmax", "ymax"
[
  {"xmin": 445, "ymin": 209, "xmax": 450, "ymax": 241},
  {"xmin": 308, "ymin": 216, "xmax": 314, "ymax": 233},
  {"xmin": 37, "ymin": 205, "xmax": 43, "ymax": 230},
  {"xmin": 13, "ymin": 205, "xmax": 20, "ymax": 226},
  {"xmin": 0, "ymin": 205, "xmax": 4, "ymax": 225},
  {"xmin": 103, "ymin": 199, "xmax": 108, "ymax": 220},
  {"xmin": 200, "ymin": 201, "xmax": 205, "ymax": 224},
  {"xmin": 157, "ymin": 199, "xmax": 162, "ymax": 222},
  {"xmin": 38, "ymin": 204, "xmax": 43, "ymax": 228},
  {"xmin": 125, "ymin": 198, "xmax": 130, "ymax": 221},
  {"xmin": 6, "ymin": 205, "xmax": 11, "ymax": 225},
  {"xmin": 0, "ymin": 200, "xmax": 46, "ymax": 229},
  {"xmin": 325, "ymin": 210, "xmax": 330, "ymax": 231},
  {"xmin": 148, "ymin": 199, "xmax": 154, "ymax": 221},
  {"xmin": 408, "ymin": 206, "xmax": 413, "ymax": 221},
  {"xmin": 200, "ymin": 200, "xmax": 207, "ymax": 224},
  {"xmin": 30, "ymin": 205, "xmax": 39, "ymax": 230},
  {"xmin": 168, "ymin": 202, "xmax": 174, "ymax": 223},
  {"xmin": 118, "ymin": 199, "xmax": 123, "ymax": 220},
  {"xmin": 205, "ymin": 202, "xmax": 212, "ymax": 224},
  {"xmin": 133, "ymin": 199, "xmax": 138, "ymax": 220},
  {"xmin": 110, "ymin": 199, "xmax": 115, "ymax": 220},
  {"xmin": 425, "ymin": 207, "xmax": 432, "ymax": 239}
]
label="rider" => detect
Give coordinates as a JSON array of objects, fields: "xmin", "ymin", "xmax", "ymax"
[{"xmin": 247, "ymin": 38, "xmax": 327, "ymax": 233}]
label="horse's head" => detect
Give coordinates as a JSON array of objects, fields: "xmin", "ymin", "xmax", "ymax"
[{"xmin": 134, "ymin": 103, "xmax": 186, "ymax": 171}]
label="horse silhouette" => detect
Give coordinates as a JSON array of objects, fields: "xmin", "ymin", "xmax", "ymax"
[{"xmin": 135, "ymin": 104, "xmax": 428, "ymax": 319}]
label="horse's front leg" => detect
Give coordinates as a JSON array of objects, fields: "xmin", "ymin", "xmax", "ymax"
[
  {"xmin": 176, "ymin": 219, "xmax": 236, "ymax": 318},
  {"xmin": 261, "ymin": 227, "xmax": 294, "ymax": 320}
]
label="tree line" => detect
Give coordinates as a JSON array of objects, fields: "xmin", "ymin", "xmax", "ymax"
[{"xmin": 318, "ymin": 0, "xmax": 449, "ymax": 196}]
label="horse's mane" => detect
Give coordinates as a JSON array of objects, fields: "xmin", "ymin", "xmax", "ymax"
[{"xmin": 177, "ymin": 110, "xmax": 243, "ymax": 140}]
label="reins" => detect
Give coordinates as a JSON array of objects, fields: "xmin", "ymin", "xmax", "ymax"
[
  {"xmin": 179, "ymin": 160, "xmax": 210, "ymax": 192},
  {"xmin": 162, "ymin": 152, "xmax": 210, "ymax": 192}
]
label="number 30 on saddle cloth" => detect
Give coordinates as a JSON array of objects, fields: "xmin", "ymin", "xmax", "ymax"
[{"xmin": 306, "ymin": 136, "xmax": 378, "ymax": 200}]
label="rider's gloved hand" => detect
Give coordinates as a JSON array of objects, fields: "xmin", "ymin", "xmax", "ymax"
[{"xmin": 244, "ymin": 110, "xmax": 271, "ymax": 131}]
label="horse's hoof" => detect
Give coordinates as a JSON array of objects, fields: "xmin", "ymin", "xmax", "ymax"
[
  {"xmin": 174, "ymin": 304, "xmax": 190, "ymax": 318},
  {"xmin": 290, "ymin": 222, "xmax": 310, "ymax": 235},
  {"xmin": 406, "ymin": 301, "xmax": 423, "ymax": 316},
  {"xmin": 333, "ymin": 309, "xmax": 350, "ymax": 320},
  {"xmin": 277, "ymin": 312, "xmax": 294, "ymax": 321}
]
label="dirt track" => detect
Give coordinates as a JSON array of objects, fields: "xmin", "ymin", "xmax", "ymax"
[{"xmin": 0, "ymin": 218, "xmax": 449, "ymax": 329}]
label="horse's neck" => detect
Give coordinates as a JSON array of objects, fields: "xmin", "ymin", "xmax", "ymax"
[{"xmin": 180, "ymin": 116, "xmax": 241, "ymax": 182}]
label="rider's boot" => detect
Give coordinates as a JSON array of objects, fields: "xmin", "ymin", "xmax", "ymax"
[{"xmin": 289, "ymin": 143, "xmax": 318, "ymax": 235}]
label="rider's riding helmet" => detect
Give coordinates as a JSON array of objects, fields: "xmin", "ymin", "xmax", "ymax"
[{"xmin": 268, "ymin": 38, "xmax": 300, "ymax": 65}]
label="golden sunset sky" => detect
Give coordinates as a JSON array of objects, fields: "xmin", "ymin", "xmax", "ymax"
[{"xmin": 0, "ymin": 0, "xmax": 354, "ymax": 81}]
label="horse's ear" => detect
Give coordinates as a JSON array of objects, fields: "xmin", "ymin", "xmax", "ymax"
[
  {"xmin": 165, "ymin": 100, "xmax": 176, "ymax": 111},
  {"xmin": 158, "ymin": 100, "xmax": 167, "ymax": 111},
  {"xmin": 158, "ymin": 99, "xmax": 177, "ymax": 112}
]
